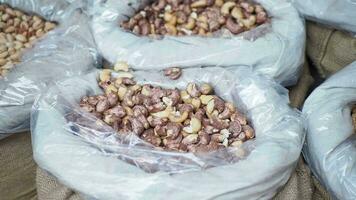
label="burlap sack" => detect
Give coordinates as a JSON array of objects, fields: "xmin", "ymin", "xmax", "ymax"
[
  {"xmin": 36, "ymin": 168, "xmax": 81, "ymax": 200},
  {"xmin": 307, "ymin": 21, "xmax": 356, "ymax": 78},
  {"xmin": 0, "ymin": 132, "xmax": 37, "ymax": 200}
]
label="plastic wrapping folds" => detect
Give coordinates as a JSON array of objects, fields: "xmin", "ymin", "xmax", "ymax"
[
  {"xmin": 32, "ymin": 67, "xmax": 305, "ymax": 200},
  {"xmin": 0, "ymin": 0, "xmax": 98, "ymax": 136},
  {"xmin": 91, "ymin": 0, "xmax": 305, "ymax": 86},
  {"xmin": 290, "ymin": 0, "xmax": 356, "ymax": 33},
  {"xmin": 303, "ymin": 62, "xmax": 356, "ymax": 200}
]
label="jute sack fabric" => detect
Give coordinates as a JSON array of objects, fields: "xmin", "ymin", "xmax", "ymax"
[
  {"xmin": 0, "ymin": 132, "xmax": 37, "ymax": 200},
  {"xmin": 273, "ymin": 61, "xmax": 330, "ymax": 200},
  {"xmin": 307, "ymin": 21, "xmax": 356, "ymax": 78},
  {"xmin": 36, "ymin": 168, "xmax": 81, "ymax": 200}
]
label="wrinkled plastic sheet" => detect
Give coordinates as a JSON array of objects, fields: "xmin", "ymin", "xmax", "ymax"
[
  {"xmin": 290, "ymin": 0, "xmax": 356, "ymax": 33},
  {"xmin": 303, "ymin": 62, "xmax": 356, "ymax": 200},
  {"xmin": 32, "ymin": 67, "xmax": 305, "ymax": 200},
  {"xmin": 91, "ymin": 0, "xmax": 305, "ymax": 86},
  {"xmin": 0, "ymin": 0, "xmax": 99, "ymax": 136}
]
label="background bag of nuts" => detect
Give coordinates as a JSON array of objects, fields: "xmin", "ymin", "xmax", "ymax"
[
  {"xmin": 289, "ymin": 0, "xmax": 356, "ymax": 33},
  {"xmin": 0, "ymin": 0, "xmax": 99, "ymax": 137},
  {"xmin": 303, "ymin": 62, "xmax": 356, "ymax": 200},
  {"xmin": 90, "ymin": 0, "xmax": 305, "ymax": 86},
  {"xmin": 32, "ymin": 67, "xmax": 305, "ymax": 200}
]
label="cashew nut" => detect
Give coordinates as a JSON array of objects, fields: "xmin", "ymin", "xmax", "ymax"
[
  {"xmin": 200, "ymin": 95, "xmax": 214, "ymax": 105},
  {"xmin": 191, "ymin": 0, "xmax": 207, "ymax": 8},
  {"xmin": 169, "ymin": 111, "xmax": 189, "ymax": 123},
  {"xmin": 221, "ymin": 2, "xmax": 236, "ymax": 16},
  {"xmin": 183, "ymin": 17, "xmax": 196, "ymax": 30},
  {"xmin": 152, "ymin": 106, "xmax": 173, "ymax": 118},
  {"xmin": 242, "ymin": 15, "xmax": 256, "ymax": 29},
  {"xmin": 99, "ymin": 69, "xmax": 112, "ymax": 82},
  {"xmin": 165, "ymin": 23, "xmax": 177, "ymax": 35},
  {"xmin": 114, "ymin": 61, "xmax": 129, "ymax": 72},
  {"xmin": 183, "ymin": 117, "xmax": 202, "ymax": 134},
  {"xmin": 231, "ymin": 6, "xmax": 243, "ymax": 21},
  {"xmin": 181, "ymin": 90, "xmax": 192, "ymax": 104}
]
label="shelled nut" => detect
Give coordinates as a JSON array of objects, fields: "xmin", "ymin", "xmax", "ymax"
[
  {"xmin": 0, "ymin": 4, "xmax": 57, "ymax": 77},
  {"xmin": 77, "ymin": 69, "xmax": 255, "ymax": 154},
  {"xmin": 120, "ymin": 0, "xmax": 269, "ymax": 37}
]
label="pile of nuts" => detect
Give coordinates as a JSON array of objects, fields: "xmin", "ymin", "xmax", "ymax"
[
  {"xmin": 120, "ymin": 0, "xmax": 269, "ymax": 36},
  {"xmin": 78, "ymin": 68, "xmax": 255, "ymax": 153},
  {"xmin": 0, "ymin": 4, "xmax": 57, "ymax": 77},
  {"xmin": 352, "ymin": 106, "xmax": 356, "ymax": 131}
]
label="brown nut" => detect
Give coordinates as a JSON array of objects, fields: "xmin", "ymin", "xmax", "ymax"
[{"xmin": 164, "ymin": 67, "xmax": 182, "ymax": 80}]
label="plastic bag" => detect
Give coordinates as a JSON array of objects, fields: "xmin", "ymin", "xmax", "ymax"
[
  {"xmin": 32, "ymin": 67, "xmax": 305, "ymax": 200},
  {"xmin": 303, "ymin": 62, "xmax": 356, "ymax": 200},
  {"xmin": 0, "ymin": 0, "xmax": 99, "ymax": 136},
  {"xmin": 289, "ymin": 0, "xmax": 356, "ymax": 33},
  {"xmin": 90, "ymin": 0, "xmax": 305, "ymax": 86}
]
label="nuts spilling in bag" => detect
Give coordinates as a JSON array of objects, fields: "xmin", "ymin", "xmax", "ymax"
[
  {"xmin": 0, "ymin": 4, "xmax": 57, "ymax": 77},
  {"xmin": 120, "ymin": 0, "xmax": 269, "ymax": 36},
  {"xmin": 78, "ymin": 69, "xmax": 255, "ymax": 153}
]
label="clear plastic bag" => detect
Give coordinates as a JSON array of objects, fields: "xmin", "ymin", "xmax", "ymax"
[
  {"xmin": 32, "ymin": 67, "xmax": 305, "ymax": 200},
  {"xmin": 289, "ymin": 0, "xmax": 356, "ymax": 33},
  {"xmin": 303, "ymin": 62, "xmax": 356, "ymax": 200},
  {"xmin": 90, "ymin": 0, "xmax": 305, "ymax": 86},
  {"xmin": 0, "ymin": 0, "xmax": 99, "ymax": 136}
]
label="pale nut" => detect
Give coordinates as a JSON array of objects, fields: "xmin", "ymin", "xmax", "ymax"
[
  {"xmin": 169, "ymin": 111, "xmax": 189, "ymax": 123},
  {"xmin": 183, "ymin": 17, "xmax": 196, "ymax": 30},
  {"xmin": 44, "ymin": 22, "xmax": 56, "ymax": 31},
  {"xmin": 200, "ymin": 95, "xmax": 214, "ymax": 105},
  {"xmin": 117, "ymin": 85, "xmax": 128, "ymax": 100},
  {"xmin": 191, "ymin": 98, "xmax": 201, "ymax": 110},
  {"xmin": 241, "ymin": 15, "xmax": 256, "ymax": 29},
  {"xmin": 104, "ymin": 85, "xmax": 118, "ymax": 95},
  {"xmin": 200, "ymin": 83, "xmax": 213, "ymax": 95},
  {"xmin": 186, "ymin": 82, "xmax": 201, "ymax": 98},
  {"xmin": 152, "ymin": 106, "xmax": 173, "ymax": 118},
  {"xmin": 15, "ymin": 34, "xmax": 27, "ymax": 42},
  {"xmin": 183, "ymin": 117, "xmax": 202, "ymax": 134},
  {"xmin": 165, "ymin": 23, "xmax": 177, "ymax": 35},
  {"xmin": 206, "ymin": 99, "xmax": 215, "ymax": 114},
  {"xmin": 191, "ymin": 0, "xmax": 207, "ymax": 8},
  {"xmin": 114, "ymin": 61, "xmax": 129, "ymax": 72},
  {"xmin": 215, "ymin": 0, "xmax": 224, "ymax": 7},
  {"xmin": 115, "ymin": 72, "xmax": 134, "ymax": 79},
  {"xmin": 221, "ymin": 2, "xmax": 236, "ymax": 16},
  {"xmin": 182, "ymin": 134, "xmax": 199, "ymax": 145},
  {"xmin": 99, "ymin": 69, "xmax": 112, "ymax": 82},
  {"xmin": 180, "ymin": 90, "xmax": 192, "ymax": 104},
  {"xmin": 231, "ymin": 7, "xmax": 244, "ymax": 21}
]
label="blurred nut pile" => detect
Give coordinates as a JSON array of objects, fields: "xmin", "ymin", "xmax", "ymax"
[
  {"xmin": 120, "ymin": 0, "xmax": 269, "ymax": 36},
  {"xmin": 78, "ymin": 67, "xmax": 255, "ymax": 153},
  {"xmin": 0, "ymin": 4, "xmax": 57, "ymax": 77},
  {"xmin": 352, "ymin": 106, "xmax": 356, "ymax": 131}
]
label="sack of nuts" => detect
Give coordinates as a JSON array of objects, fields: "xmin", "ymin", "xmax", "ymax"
[
  {"xmin": 303, "ymin": 62, "xmax": 356, "ymax": 200},
  {"xmin": 0, "ymin": 0, "xmax": 98, "ymax": 136},
  {"xmin": 290, "ymin": 0, "xmax": 356, "ymax": 33},
  {"xmin": 32, "ymin": 66, "xmax": 305, "ymax": 199},
  {"xmin": 90, "ymin": 0, "xmax": 305, "ymax": 86}
]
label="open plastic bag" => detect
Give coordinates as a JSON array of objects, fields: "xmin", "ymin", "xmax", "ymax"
[
  {"xmin": 303, "ymin": 62, "xmax": 356, "ymax": 200},
  {"xmin": 90, "ymin": 0, "xmax": 305, "ymax": 86},
  {"xmin": 32, "ymin": 67, "xmax": 305, "ymax": 200},
  {"xmin": 289, "ymin": 0, "xmax": 356, "ymax": 33},
  {"xmin": 0, "ymin": 0, "xmax": 99, "ymax": 136}
]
